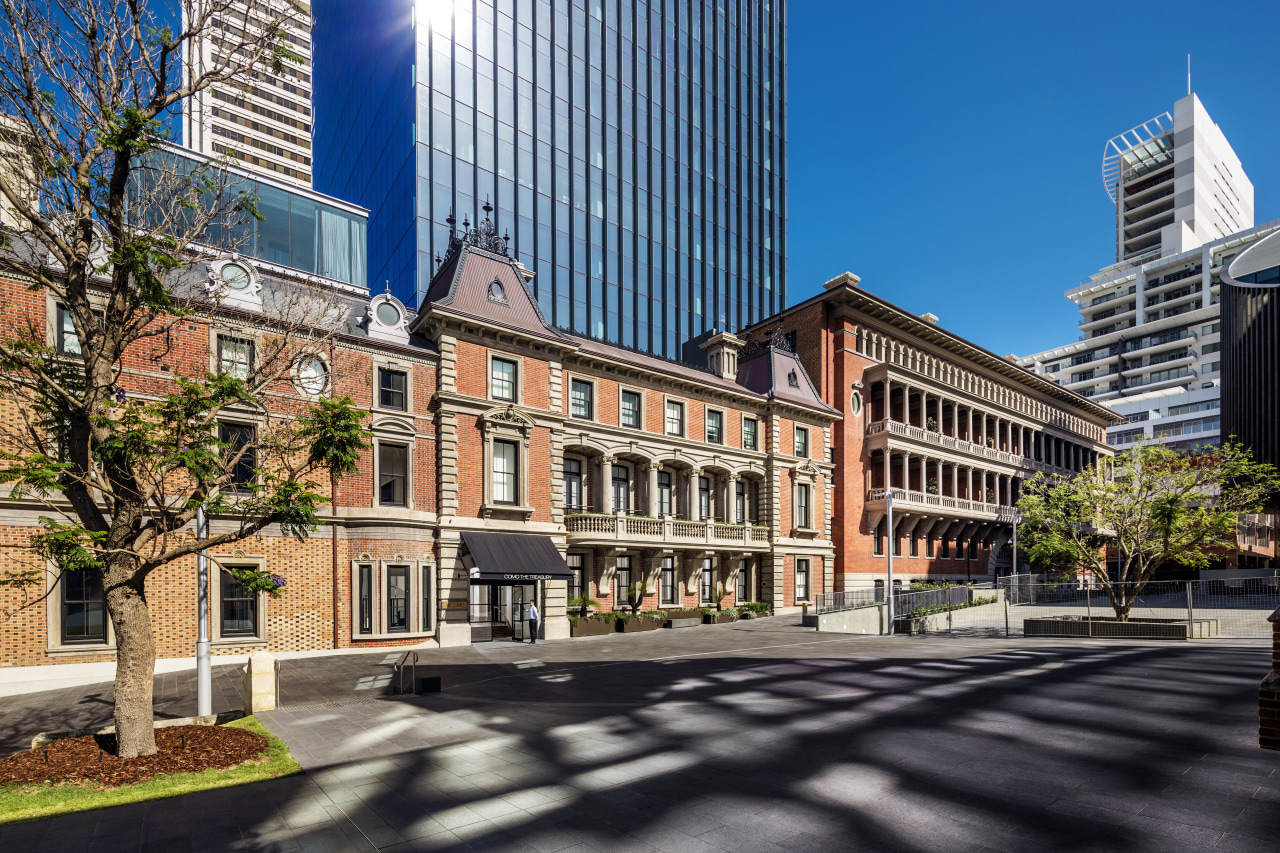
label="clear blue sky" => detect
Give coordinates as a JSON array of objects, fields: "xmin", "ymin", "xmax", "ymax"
[{"xmin": 785, "ymin": 0, "xmax": 1280, "ymax": 358}]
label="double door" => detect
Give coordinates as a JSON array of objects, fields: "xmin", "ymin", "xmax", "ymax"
[{"xmin": 468, "ymin": 583, "xmax": 536, "ymax": 643}]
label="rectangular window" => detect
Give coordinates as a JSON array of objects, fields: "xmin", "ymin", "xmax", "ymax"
[
  {"xmin": 736, "ymin": 561, "xmax": 748, "ymax": 601},
  {"xmin": 379, "ymin": 368, "xmax": 408, "ymax": 411},
  {"xmin": 699, "ymin": 558, "xmax": 714, "ymax": 604},
  {"xmin": 660, "ymin": 557, "xmax": 676, "ymax": 605},
  {"xmin": 706, "ymin": 410, "xmax": 723, "ymax": 444},
  {"xmin": 387, "ymin": 565, "xmax": 408, "ymax": 632},
  {"xmin": 873, "ymin": 519, "xmax": 884, "ymax": 556},
  {"xmin": 615, "ymin": 556, "xmax": 632, "ymax": 607},
  {"xmin": 796, "ymin": 483, "xmax": 811, "ymax": 529},
  {"xmin": 567, "ymin": 554, "xmax": 584, "ymax": 602},
  {"xmin": 941, "ymin": 537, "xmax": 951, "ymax": 559},
  {"xmin": 56, "ymin": 304, "xmax": 82, "ymax": 356},
  {"xmin": 698, "ymin": 476, "xmax": 711, "ymax": 520},
  {"xmin": 570, "ymin": 378, "xmax": 594, "ymax": 419},
  {"xmin": 378, "ymin": 443, "xmax": 408, "ymax": 506},
  {"xmin": 909, "ymin": 532, "xmax": 918, "ymax": 557},
  {"xmin": 563, "ymin": 458, "xmax": 583, "ymax": 511},
  {"xmin": 220, "ymin": 569, "xmax": 258, "ymax": 637},
  {"xmin": 61, "ymin": 568, "xmax": 105, "ymax": 644},
  {"xmin": 926, "ymin": 535, "xmax": 935, "ymax": 558},
  {"xmin": 657, "ymin": 470, "xmax": 672, "ymax": 515},
  {"xmin": 422, "ymin": 564, "xmax": 431, "ymax": 632},
  {"xmin": 968, "ymin": 538, "xmax": 978, "ymax": 559},
  {"xmin": 743, "ymin": 418, "xmax": 758, "ymax": 450},
  {"xmin": 219, "ymin": 423, "xmax": 256, "ymax": 492},
  {"xmin": 620, "ymin": 390, "xmax": 642, "ymax": 428},
  {"xmin": 795, "ymin": 559, "xmax": 810, "ymax": 602},
  {"xmin": 493, "ymin": 439, "xmax": 518, "ymax": 504},
  {"xmin": 357, "ymin": 563, "xmax": 373, "ymax": 635},
  {"xmin": 611, "ymin": 464, "xmax": 631, "ymax": 512},
  {"xmin": 795, "ymin": 427, "xmax": 810, "ymax": 458},
  {"xmin": 665, "ymin": 400, "xmax": 685, "ymax": 436},
  {"xmin": 735, "ymin": 481, "xmax": 747, "ymax": 523},
  {"xmin": 491, "ymin": 357, "xmax": 517, "ymax": 402},
  {"xmin": 217, "ymin": 334, "xmax": 254, "ymax": 380}
]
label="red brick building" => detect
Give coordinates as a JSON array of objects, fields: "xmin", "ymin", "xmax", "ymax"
[{"xmin": 743, "ymin": 273, "xmax": 1117, "ymax": 592}]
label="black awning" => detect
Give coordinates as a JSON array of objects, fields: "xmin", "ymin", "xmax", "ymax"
[{"xmin": 460, "ymin": 531, "xmax": 573, "ymax": 583}]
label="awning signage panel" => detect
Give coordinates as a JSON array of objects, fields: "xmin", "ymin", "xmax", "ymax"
[{"xmin": 460, "ymin": 531, "xmax": 572, "ymax": 583}]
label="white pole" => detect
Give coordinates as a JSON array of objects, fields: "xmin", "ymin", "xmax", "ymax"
[
  {"xmin": 885, "ymin": 490, "xmax": 895, "ymax": 634},
  {"xmin": 196, "ymin": 506, "xmax": 211, "ymax": 717},
  {"xmin": 1011, "ymin": 515, "xmax": 1018, "ymax": 580}
]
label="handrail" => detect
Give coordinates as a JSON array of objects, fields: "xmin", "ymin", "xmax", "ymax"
[{"xmin": 394, "ymin": 650, "xmax": 419, "ymax": 695}]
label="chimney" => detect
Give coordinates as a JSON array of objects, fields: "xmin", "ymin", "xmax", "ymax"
[
  {"xmin": 699, "ymin": 330, "xmax": 746, "ymax": 380},
  {"xmin": 920, "ymin": 312, "xmax": 939, "ymax": 325}
]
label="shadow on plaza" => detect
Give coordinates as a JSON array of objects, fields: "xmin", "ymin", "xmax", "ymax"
[{"xmin": 268, "ymin": 640, "xmax": 1272, "ymax": 852}]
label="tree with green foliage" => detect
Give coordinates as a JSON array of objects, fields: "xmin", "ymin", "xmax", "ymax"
[
  {"xmin": 0, "ymin": 0, "xmax": 368, "ymax": 758},
  {"xmin": 1016, "ymin": 441, "xmax": 1280, "ymax": 621}
]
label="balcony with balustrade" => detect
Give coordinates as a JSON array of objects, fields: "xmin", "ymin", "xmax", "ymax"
[{"xmin": 564, "ymin": 511, "xmax": 772, "ymax": 551}]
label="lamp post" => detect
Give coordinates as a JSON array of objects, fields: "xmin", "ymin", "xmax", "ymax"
[
  {"xmin": 196, "ymin": 506, "xmax": 211, "ymax": 718},
  {"xmin": 872, "ymin": 489, "xmax": 901, "ymax": 633},
  {"xmin": 1010, "ymin": 513, "xmax": 1023, "ymax": 581}
]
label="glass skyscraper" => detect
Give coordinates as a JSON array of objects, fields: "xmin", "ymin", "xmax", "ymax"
[{"xmin": 312, "ymin": 0, "xmax": 785, "ymax": 357}]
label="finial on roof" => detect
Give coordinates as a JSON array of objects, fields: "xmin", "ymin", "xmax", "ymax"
[
  {"xmin": 446, "ymin": 209, "xmax": 455, "ymax": 229},
  {"xmin": 482, "ymin": 197, "xmax": 493, "ymax": 221},
  {"xmin": 462, "ymin": 214, "xmax": 470, "ymax": 230},
  {"xmin": 384, "ymin": 281, "xmax": 391, "ymax": 295}
]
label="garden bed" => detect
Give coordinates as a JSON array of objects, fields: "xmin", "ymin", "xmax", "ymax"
[
  {"xmin": 1024, "ymin": 616, "xmax": 1220, "ymax": 640},
  {"xmin": 703, "ymin": 610, "xmax": 738, "ymax": 624},
  {"xmin": 568, "ymin": 615, "xmax": 617, "ymax": 637},
  {"xmin": 0, "ymin": 716, "xmax": 299, "ymax": 826},
  {"xmin": 617, "ymin": 614, "xmax": 664, "ymax": 632}
]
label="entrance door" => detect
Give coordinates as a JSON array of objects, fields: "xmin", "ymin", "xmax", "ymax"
[
  {"xmin": 469, "ymin": 583, "xmax": 494, "ymax": 643},
  {"xmin": 510, "ymin": 584, "xmax": 534, "ymax": 641}
]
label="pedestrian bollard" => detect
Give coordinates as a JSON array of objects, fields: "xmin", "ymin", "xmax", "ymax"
[{"xmin": 242, "ymin": 650, "xmax": 278, "ymax": 713}]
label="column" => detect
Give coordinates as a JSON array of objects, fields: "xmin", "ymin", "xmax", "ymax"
[
  {"xmin": 646, "ymin": 463, "xmax": 660, "ymax": 516},
  {"xmin": 885, "ymin": 377, "xmax": 894, "ymax": 421},
  {"xmin": 950, "ymin": 463, "xmax": 958, "ymax": 498},
  {"xmin": 686, "ymin": 468, "xmax": 702, "ymax": 519},
  {"xmin": 723, "ymin": 474, "xmax": 737, "ymax": 523},
  {"xmin": 598, "ymin": 455, "xmax": 616, "ymax": 512},
  {"xmin": 882, "ymin": 449, "xmax": 891, "ymax": 492},
  {"xmin": 935, "ymin": 458, "xmax": 944, "ymax": 495},
  {"xmin": 965, "ymin": 467, "xmax": 973, "ymax": 501}
]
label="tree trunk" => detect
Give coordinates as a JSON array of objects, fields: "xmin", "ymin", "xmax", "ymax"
[{"xmin": 105, "ymin": 568, "xmax": 158, "ymax": 757}]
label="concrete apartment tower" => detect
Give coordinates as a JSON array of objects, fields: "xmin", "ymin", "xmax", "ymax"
[
  {"xmin": 1019, "ymin": 93, "xmax": 1280, "ymax": 455},
  {"xmin": 182, "ymin": 1, "xmax": 315, "ymax": 188},
  {"xmin": 1107, "ymin": 93, "xmax": 1253, "ymax": 263}
]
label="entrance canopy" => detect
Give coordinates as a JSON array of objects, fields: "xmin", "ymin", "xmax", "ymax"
[{"xmin": 460, "ymin": 532, "xmax": 573, "ymax": 583}]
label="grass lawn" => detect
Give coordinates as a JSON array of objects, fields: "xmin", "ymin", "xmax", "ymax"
[{"xmin": 0, "ymin": 716, "xmax": 301, "ymax": 826}]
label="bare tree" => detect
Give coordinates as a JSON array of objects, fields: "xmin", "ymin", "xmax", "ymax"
[{"xmin": 0, "ymin": 0, "xmax": 366, "ymax": 758}]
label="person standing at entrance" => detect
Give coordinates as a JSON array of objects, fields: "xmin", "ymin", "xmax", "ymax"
[{"xmin": 527, "ymin": 600, "xmax": 539, "ymax": 644}]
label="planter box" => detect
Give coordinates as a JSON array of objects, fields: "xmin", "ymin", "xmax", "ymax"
[
  {"xmin": 1024, "ymin": 616, "xmax": 1219, "ymax": 640},
  {"xmin": 662, "ymin": 609, "xmax": 703, "ymax": 621},
  {"xmin": 618, "ymin": 617, "xmax": 664, "ymax": 633},
  {"xmin": 703, "ymin": 612, "xmax": 737, "ymax": 624},
  {"xmin": 665, "ymin": 617, "xmax": 701, "ymax": 629},
  {"xmin": 893, "ymin": 612, "xmax": 952, "ymax": 635},
  {"xmin": 570, "ymin": 618, "xmax": 616, "ymax": 637}
]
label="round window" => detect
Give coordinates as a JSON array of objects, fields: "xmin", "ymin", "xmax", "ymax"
[
  {"xmin": 376, "ymin": 301, "xmax": 401, "ymax": 326},
  {"xmin": 850, "ymin": 390, "xmax": 863, "ymax": 416},
  {"xmin": 221, "ymin": 262, "xmax": 251, "ymax": 290},
  {"xmin": 295, "ymin": 358, "xmax": 328, "ymax": 396},
  {"xmin": 488, "ymin": 280, "xmax": 507, "ymax": 302}
]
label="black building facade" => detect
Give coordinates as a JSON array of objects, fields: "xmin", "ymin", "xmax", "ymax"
[{"xmin": 1222, "ymin": 229, "xmax": 1280, "ymax": 510}]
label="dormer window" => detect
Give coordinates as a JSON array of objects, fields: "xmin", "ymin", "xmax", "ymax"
[
  {"xmin": 221, "ymin": 262, "xmax": 252, "ymax": 290},
  {"xmin": 487, "ymin": 279, "xmax": 507, "ymax": 304},
  {"xmin": 788, "ymin": 370, "xmax": 799, "ymax": 387},
  {"xmin": 376, "ymin": 301, "xmax": 401, "ymax": 326}
]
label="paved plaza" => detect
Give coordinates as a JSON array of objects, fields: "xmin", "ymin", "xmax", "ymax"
[{"xmin": 1, "ymin": 618, "xmax": 1278, "ymax": 852}]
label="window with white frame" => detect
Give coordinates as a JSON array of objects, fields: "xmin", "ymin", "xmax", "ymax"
[
  {"xmin": 378, "ymin": 443, "xmax": 408, "ymax": 506},
  {"xmin": 217, "ymin": 334, "xmax": 254, "ymax": 380},
  {"xmin": 699, "ymin": 558, "xmax": 715, "ymax": 604},
  {"xmin": 735, "ymin": 480, "xmax": 747, "ymax": 523},
  {"xmin": 56, "ymin": 303, "xmax": 82, "ymax": 356},
  {"xmin": 736, "ymin": 561, "xmax": 748, "ymax": 601},
  {"xmin": 567, "ymin": 554, "xmax": 584, "ymax": 603},
  {"xmin": 874, "ymin": 519, "xmax": 884, "ymax": 556},
  {"xmin": 570, "ymin": 378, "xmax": 594, "ymax": 419},
  {"xmin": 378, "ymin": 367, "xmax": 408, "ymax": 411},
  {"xmin": 742, "ymin": 417, "xmax": 758, "ymax": 450},
  {"xmin": 563, "ymin": 458, "xmax": 583, "ymax": 511},
  {"xmin": 611, "ymin": 464, "xmax": 631, "ymax": 512},
  {"xmin": 493, "ymin": 439, "xmax": 518, "ymax": 504},
  {"xmin": 615, "ymin": 555, "xmax": 633, "ymax": 608},
  {"xmin": 620, "ymin": 390, "xmax": 642, "ymax": 428},
  {"xmin": 219, "ymin": 422, "xmax": 256, "ymax": 493},
  {"xmin": 657, "ymin": 470, "xmax": 673, "ymax": 516},
  {"xmin": 351, "ymin": 560, "xmax": 432, "ymax": 638},
  {"xmin": 795, "ymin": 426, "xmax": 810, "ymax": 458},
  {"xmin": 61, "ymin": 568, "xmax": 105, "ymax": 645},
  {"xmin": 660, "ymin": 556, "xmax": 676, "ymax": 605},
  {"xmin": 706, "ymin": 409, "xmax": 723, "ymax": 444},
  {"xmin": 698, "ymin": 476, "xmax": 711, "ymax": 520},
  {"xmin": 909, "ymin": 531, "xmax": 918, "ymax": 557},
  {"xmin": 795, "ymin": 559, "xmax": 811, "ymax": 602},
  {"xmin": 490, "ymin": 356, "xmax": 517, "ymax": 402},
  {"xmin": 665, "ymin": 399, "xmax": 685, "ymax": 436},
  {"xmin": 220, "ymin": 569, "xmax": 259, "ymax": 638},
  {"xmin": 796, "ymin": 483, "xmax": 811, "ymax": 529}
]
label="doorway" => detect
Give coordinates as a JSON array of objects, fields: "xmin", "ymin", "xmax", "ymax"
[{"xmin": 468, "ymin": 582, "xmax": 536, "ymax": 643}]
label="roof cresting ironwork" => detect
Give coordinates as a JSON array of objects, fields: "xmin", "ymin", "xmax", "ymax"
[{"xmin": 1102, "ymin": 111, "xmax": 1174, "ymax": 204}]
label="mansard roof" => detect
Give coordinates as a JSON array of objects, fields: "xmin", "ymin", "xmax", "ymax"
[{"xmin": 736, "ymin": 340, "xmax": 839, "ymax": 416}]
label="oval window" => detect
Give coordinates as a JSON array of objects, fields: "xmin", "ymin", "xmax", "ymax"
[
  {"xmin": 376, "ymin": 301, "xmax": 401, "ymax": 326},
  {"xmin": 488, "ymin": 280, "xmax": 507, "ymax": 302},
  {"xmin": 295, "ymin": 358, "xmax": 328, "ymax": 396},
  {"xmin": 221, "ymin": 263, "xmax": 251, "ymax": 290},
  {"xmin": 850, "ymin": 390, "xmax": 863, "ymax": 416}
]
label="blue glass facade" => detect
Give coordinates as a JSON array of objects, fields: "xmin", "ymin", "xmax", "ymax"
[{"xmin": 313, "ymin": 0, "xmax": 786, "ymax": 357}]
